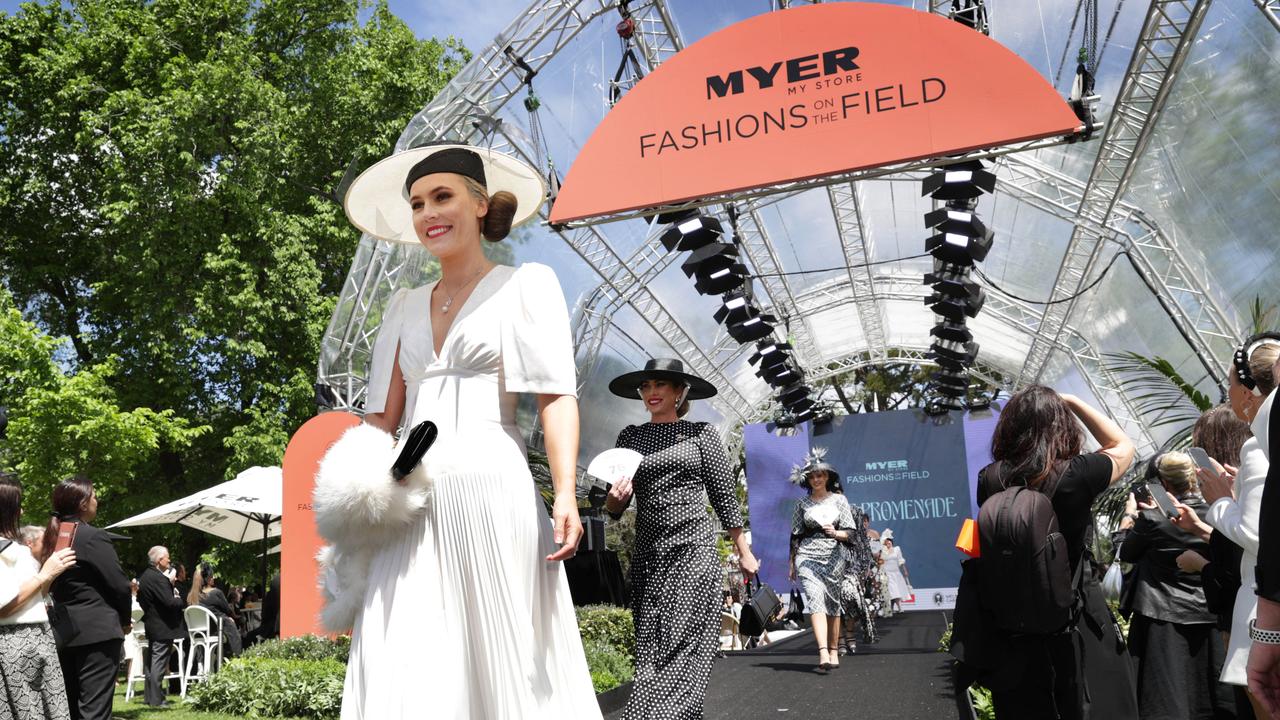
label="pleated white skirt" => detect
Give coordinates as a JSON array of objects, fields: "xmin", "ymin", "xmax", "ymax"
[{"xmin": 341, "ymin": 468, "xmax": 602, "ymax": 719}]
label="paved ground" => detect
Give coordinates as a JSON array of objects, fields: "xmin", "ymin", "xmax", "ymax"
[{"xmin": 605, "ymin": 611, "xmax": 969, "ymax": 720}]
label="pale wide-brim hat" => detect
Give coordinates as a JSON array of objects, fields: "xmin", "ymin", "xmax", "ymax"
[{"xmin": 343, "ymin": 143, "xmax": 546, "ymax": 244}]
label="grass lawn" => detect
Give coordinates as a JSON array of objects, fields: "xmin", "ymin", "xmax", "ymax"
[{"xmin": 110, "ymin": 684, "xmax": 305, "ymax": 720}]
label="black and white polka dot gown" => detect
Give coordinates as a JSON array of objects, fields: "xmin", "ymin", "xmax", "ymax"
[{"xmin": 613, "ymin": 420, "xmax": 744, "ymax": 720}]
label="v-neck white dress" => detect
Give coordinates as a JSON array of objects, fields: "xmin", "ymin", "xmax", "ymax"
[{"xmin": 343, "ymin": 263, "xmax": 601, "ymax": 719}]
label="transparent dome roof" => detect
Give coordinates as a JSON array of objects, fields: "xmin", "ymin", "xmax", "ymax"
[{"xmin": 320, "ymin": 0, "xmax": 1280, "ymax": 462}]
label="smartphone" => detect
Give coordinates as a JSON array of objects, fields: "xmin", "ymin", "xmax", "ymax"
[
  {"xmin": 1133, "ymin": 483, "xmax": 1152, "ymax": 503},
  {"xmin": 1145, "ymin": 482, "xmax": 1181, "ymax": 521},
  {"xmin": 1187, "ymin": 447, "xmax": 1216, "ymax": 471},
  {"xmin": 52, "ymin": 520, "xmax": 78, "ymax": 552}
]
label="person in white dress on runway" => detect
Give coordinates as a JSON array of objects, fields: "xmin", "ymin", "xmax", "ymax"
[
  {"xmin": 880, "ymin": 530, "xmax": 911, "ymax": 613},
  {"xmin": 325, "ymin": 143, "xmax": 601, "ymax": 719}
]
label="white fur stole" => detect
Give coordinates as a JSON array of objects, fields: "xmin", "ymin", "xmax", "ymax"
[{"xmin": 312, "ymin": 423, "xmax": 431, "ymax": 632}]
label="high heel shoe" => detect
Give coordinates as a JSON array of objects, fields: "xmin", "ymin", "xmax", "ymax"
[
  {"xmin": 827, "ymin": 646, "xmax": 840, "ymax": 668},
  {"xmin": 817, "ymin": 647, "xmax": 831, "ymax": 671}
]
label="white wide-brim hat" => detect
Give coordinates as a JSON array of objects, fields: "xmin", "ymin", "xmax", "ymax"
[{"xmin": 343, "ymin": 144, "xmax": 547, "ymax": 244}]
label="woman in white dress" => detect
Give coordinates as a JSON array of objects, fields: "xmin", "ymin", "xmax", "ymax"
[
  {"xmin": 332, "ymin": 144, "xmax": 601, "ymax": 719},
  {"xmin": 880, "ymin": 531, "xmax": 911, "ymax": 613}
]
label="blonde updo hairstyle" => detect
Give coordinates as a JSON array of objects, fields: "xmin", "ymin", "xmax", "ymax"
[
  {"xmin": 1157, "ymin": 451, "xmax": 1198, "ymax": 497},
  {"xmin": 1248, "ymin": 342, "xmax": 1280, "ymax": 396},
  {"xmin": 460, "ymin": 177, "xmax": 518, "ymax": 242}
]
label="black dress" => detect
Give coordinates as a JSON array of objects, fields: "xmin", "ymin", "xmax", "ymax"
[{"xmin": 613, "ymin": 420, "xmax": 744, "ymax": 720}]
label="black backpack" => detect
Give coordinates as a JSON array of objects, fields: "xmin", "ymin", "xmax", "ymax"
[{"xmin": 976, "ymin": 464, "xmax": 1081, "ymax": 635}]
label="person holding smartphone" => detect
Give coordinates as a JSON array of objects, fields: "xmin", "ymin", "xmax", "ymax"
[
  {"xmin": 1116, "ymin": 453, "xmax": 1229, "ymax": 718},
  {"xmin": 1194, "ymin": 334, "xmax": 1279, "ymax": 717},
  {"xmin": 41, "ymin": 475, "xmax": 132, "ymax": 720}
]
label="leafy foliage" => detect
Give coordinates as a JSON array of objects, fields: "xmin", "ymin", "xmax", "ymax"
[
  {"xmin": 187, "ymin": 657, "xmax": 344, "ymax": 718},
  {"xmin": 0, "ymin": 0, "xmax": 465, "ymax": 580},
  {"xmin": 584, "ymin": 639, "xmax": 635, "ymax": 694},
  {"xmin": 1102, "ymin": 351, "xmax": 1212, "ymax": 429},
  {"xmin": 0, "ymin": 289, "xmax": 208, "ymax": 519},
  {"xmin": 575, "ymin": 603, "xmax": 635, "ymax": 661},
  {"xmin": 242, "ymin": 634, "xmax": 350, "ymax": 664}
]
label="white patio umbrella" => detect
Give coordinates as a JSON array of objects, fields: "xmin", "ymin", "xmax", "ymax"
[{"xmin": 109, "ymin": 466, "xmax": 282, "ymax": 587}]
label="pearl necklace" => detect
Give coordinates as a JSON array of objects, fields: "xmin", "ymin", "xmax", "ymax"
[{"xmin": 438, "ymin": 266, "xmax": 485, "ymax": 314}]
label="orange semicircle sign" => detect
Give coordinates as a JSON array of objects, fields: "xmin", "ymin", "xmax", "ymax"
[
  {"xmin": 280, "ymin": 410, "xmax": 362, "ymax": 638},
  {"xmin": 549, "ymin": 3, "xmax": 1080, "ymax": 223}
]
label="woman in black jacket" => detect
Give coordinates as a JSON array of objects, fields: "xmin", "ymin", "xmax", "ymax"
[
  {"xmin": 41, "ymin": 475, "xmax": 132, "ymax": 720},
  {"xmin": 1117, "ymin": 452, "xmax": 1232, "ymax": 719}
]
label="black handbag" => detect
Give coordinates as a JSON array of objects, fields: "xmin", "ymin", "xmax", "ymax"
[
  {"xmin": 739, "ymin": 576, "xmax": 782, "ymax": 637},
  {"xmin": 787, "ymin": 585, "xmax": 806, "ymax": 621}
]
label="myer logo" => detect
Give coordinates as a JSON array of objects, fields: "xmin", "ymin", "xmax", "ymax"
[
  {"xmin": 705, "ymin": 46, "xmax": 860, "ymax": 100},
  {"xmin": 866, "ymin": 459, "xmax": 908, "ymax": 470}
]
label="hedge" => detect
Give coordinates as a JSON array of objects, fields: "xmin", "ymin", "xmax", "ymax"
[{"xmin": 187, "ymin": 657, "xmax": 344, "ymax": 719}]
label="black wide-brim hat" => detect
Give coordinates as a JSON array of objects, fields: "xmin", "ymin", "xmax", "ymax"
[{"xmin": 608, "ymin": 358, "xmax": 717, "ymax": 400}]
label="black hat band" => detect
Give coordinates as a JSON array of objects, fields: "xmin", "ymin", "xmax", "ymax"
[
  {"xmin": 1233, "ymin": 332, "xmax": 1280, "ymax": 395},
  {"xmin": 404, "ymin": 148, "xmax": 487, "ymax": 195}
]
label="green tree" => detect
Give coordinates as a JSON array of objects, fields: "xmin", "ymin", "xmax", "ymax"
[
  {"xmin": 0, "ymin": 0, "xmax": 466, "ymax": 580},
  {"xmin": 0, "ymin": 288, "xmax": 207, "ymax": 519}
]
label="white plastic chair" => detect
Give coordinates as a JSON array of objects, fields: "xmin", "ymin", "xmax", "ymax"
[
  {"xmin": 122, "ymin": 626, "xmax": 146, "ymax": 701},
  {"xmin": 181, "ymin": 605, "xmax": 223, "ymax": 695},
  {"xmin": 124, "ymin": 623, "xmax": 187, "ymax": 700}
]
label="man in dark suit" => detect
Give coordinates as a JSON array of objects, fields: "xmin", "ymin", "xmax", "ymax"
[{"xmin": 137, "ymin": 545, "xmax": 185, "ymax": 707}]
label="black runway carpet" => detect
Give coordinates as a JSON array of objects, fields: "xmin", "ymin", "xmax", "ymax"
[{"xmin": 604, "ymin": 611, "xmax": 970, "ymax": 719}]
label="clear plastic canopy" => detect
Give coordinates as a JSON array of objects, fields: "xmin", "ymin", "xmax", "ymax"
[{"xmin": 319, "ymin": 0, "xmax": 1280, "ymax": 464}]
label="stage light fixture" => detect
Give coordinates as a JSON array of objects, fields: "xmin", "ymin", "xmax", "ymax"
[
  {"xmin": 931, "ymin": 370, "xmax": 970, "ymax": 389},
  {"xmin": 930, "ymin": 321, "xmax": 973, "ymax": 344},
  {"xmin": 812, "ymin": 407, "xmax": 835, "ymax": 425},
  {"xmin": 932, "ymin": 383, "xmax": 968, "ymax": 399},
  {"xmin": 659, "ymin": 214, "xmax": 723, "ymax": 252},
  {"xmin": 931, "ymin": 339, "xmax": 979, "ymax": 367},
  {"xmin": 749, "ymin": 340, "xmax": 793, "ymax": 367},
  {"xmin": 757, "ymin": 361, "xmax": 799, "ymax": 385},
  {"xmin": 791, "ymin": 407, "xmax": 816, "ymax": 423},
  {"xmin": 924, "ymin": 287, "xmax": 984, "ymax": 322},
  {"xmin": 726, "ymin": 312, "xmax": 776, "ymax": 343},
  {"xmin": 778, "ymin": 383, "xmax": 811, "ymax": 404},
  {"xmin": 923, "ymin": 270, "xmax": 981, "ymax": 299},
  {"xmin": 682, "ymin": 243, "xmax": 748, "ymax": 295},
  {"xmin": 921, "ymin": 160, "xmax": 996, "ymax": 202},
  {"xmin": 754, "ymin": 354, "xmax": 792, "ymax": 375},
  {"xmin": 713, "ymin": 291, "xmax": 754, "ymax": 326},
  {"xmin": 925, "ymin": 228, "xmax": 993, "ymax": 266},
  {"xmin": 967, "ymin": 395, "xmax": 992, "ymax": 411}
]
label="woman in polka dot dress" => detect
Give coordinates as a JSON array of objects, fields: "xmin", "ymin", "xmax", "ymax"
[{"xmin": 604, "ymin": 358, "xmax": 759, "ymax": 720}]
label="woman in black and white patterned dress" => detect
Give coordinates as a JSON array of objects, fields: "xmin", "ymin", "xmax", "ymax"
[
  {"xmin": 788, "ymin": 452, "xmax": 857, "ymax": 671},
  {"xmin": 0, "ymin": 472, "xmax": 75, "ymax": 720},
  {"xmin": 604, "ymin": 358, "xmax": 759, "ymax": 720}
]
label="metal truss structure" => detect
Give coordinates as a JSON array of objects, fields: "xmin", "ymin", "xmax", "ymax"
[
  {"xmin": 318, "ymin": 0, "xmax": 1244, "ymax": 454},
  {"xmin": 1256, "ymin": 0, "xmax": 1280, "ymax": 32},
  {"xmin": 1017, "ymin": 0, "xmax": 1216, "ymax": 387}
]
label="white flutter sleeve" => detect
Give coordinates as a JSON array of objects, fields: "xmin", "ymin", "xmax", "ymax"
[
  {"xmin": 364, "ymin": 288, "xmax": 410, "ymax": 416},
  {"xmin": 500, "ymin": 263, "xmax": 578, "ymax": 397}
]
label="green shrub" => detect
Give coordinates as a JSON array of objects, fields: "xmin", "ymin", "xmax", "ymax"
[
  {"xmin": 583, "ymin": 639, "xmax": 634, "ymax": 694},
  {"xmin": 575, "ymin": 604, "xmax": 634, "ymax": 661},
  {"xmin": 187, "ymin": 657, "xmax": 345, "ymax": 718},
  {"xmin": 242, "ymin": 635, "xmax": 350, "ymax": 664},
  {"xmin": 970, "ymin": 685, "xmax": 995, "ymax": 720}
]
